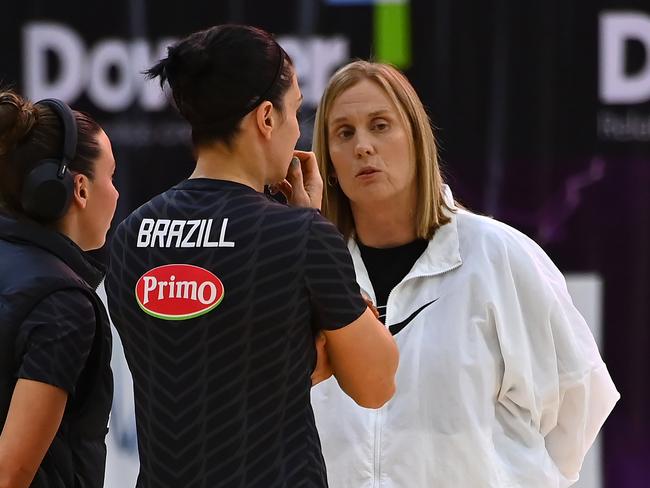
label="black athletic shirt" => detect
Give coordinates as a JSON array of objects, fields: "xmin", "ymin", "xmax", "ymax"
[
  {"xmin": 358, "ymin": 239, "xmax": 428, "ymax": 324},
  {"xmin": 106, "ymin": 178, "xmax": 367, "ymax": 488},
  {"xmin": 17, "ymin": 290, "xmax": 96, "ymax": 394}
]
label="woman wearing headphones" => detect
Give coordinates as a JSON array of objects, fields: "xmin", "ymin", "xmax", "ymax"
[{"xmin": 0, "ymin": 91, "xmax": 117, "ymax": 488}]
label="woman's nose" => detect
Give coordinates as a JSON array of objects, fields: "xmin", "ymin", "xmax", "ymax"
[{"xmin": 354, "ymin": 135, "xmax": 375, "ymax": 158}]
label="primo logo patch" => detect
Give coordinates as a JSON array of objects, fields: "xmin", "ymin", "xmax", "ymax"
[{"xmin": 135, "ymin": 264, "xmax": 224, "ymax": 320}]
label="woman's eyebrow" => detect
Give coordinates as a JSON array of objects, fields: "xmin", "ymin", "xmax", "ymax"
[
  {"xmin": 329, "ymin": 115, "xmax": 348, "ymax": 126},
  {"xmin": 367, "ymin": 108, "xmax": 391, "ymax": 118},
  {"xmin": 329, "ymin": 107, "xmax": 392, "ymax": 127}
]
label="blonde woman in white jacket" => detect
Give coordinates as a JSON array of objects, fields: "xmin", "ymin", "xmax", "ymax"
[{"xmin": 310, "ymin": 60, "xmax": 620, "ymax": 488}]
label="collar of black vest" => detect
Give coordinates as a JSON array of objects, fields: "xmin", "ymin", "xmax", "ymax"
[{"xmin": 0, "ymin": 214, "xmax": 106, "ymax": 290}]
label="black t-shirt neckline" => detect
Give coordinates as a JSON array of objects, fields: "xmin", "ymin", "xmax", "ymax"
[
  {"xmin": 174, "ymin": 178, "xmax": 261, "ymax": 194},
  {"xmin": 358, "ymin": 238, "xmax": 429, "ymax": 322}
]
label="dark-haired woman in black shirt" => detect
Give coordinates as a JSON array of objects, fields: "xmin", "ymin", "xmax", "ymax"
[{"xmin": 106, "ymin": 24, "xmax": 398, "ymax": 488}]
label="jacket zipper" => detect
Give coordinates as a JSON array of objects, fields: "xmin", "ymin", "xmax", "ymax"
[
  {"xmin": 362, "ymin": 262, "xmax": 462, "ymax": 488},
  {"xmin": 372, "ymin": 407, "xmax": 383, "ymax": 487}
]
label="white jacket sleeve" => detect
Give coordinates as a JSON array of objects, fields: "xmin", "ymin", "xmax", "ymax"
[
  {"xmin": 493, "ymin": 230, "xmax": 619, "ymax": 487},
  {"xmin": 541, "ymin": 282, "xmax": 619, "ymax": 485}
]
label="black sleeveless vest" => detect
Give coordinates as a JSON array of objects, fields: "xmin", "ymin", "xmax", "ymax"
[{"xmin": 0, "ymin": 215, "xmax": 113, "ymax": 488}]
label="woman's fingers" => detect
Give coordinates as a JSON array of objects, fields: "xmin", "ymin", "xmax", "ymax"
[
  {"xmin": 271, "ymin": 151, "xmax": 323, "ymax": 209},
  {"xmin": 275, "ymin": 179, "xmax": 293, "ymax": 201},
  {"xmin": 285, "ymin": 157, "xmax": 306, "ymax": 201},
  {"xmin": 361, "ymin": 292, "xmax": 380, "ymax": 319},
  {"xmin": 311, "ymin": 332, "xmax": 333, "ymax": 386},
  {"xmin": 292, "ymin": 151, "xmax": 323, "ymax": 210}
]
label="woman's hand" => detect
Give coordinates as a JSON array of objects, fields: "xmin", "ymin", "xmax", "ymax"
[
  {"xmin": 311, "ymin": 332, "xmax": 333, "ymax": 386},
  {"xmin": 270, "ymin": 151, "xmax": 323, "ymax": 210},
  {"xmin": 361, "ymin": 292, "xmax": 380, "ymax": 319}
]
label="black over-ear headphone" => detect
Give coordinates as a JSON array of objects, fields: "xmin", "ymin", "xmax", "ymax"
[{"xmin": 21, "ymin": 98, "xmax": 77, "ymax": 221}]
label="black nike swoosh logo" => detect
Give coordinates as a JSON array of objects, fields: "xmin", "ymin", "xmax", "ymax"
[{"xmin": 388, "ymin": 298, "xmax": 439, "ymax": 336}]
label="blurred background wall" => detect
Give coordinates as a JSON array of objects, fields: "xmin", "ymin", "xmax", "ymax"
[{"xmin": 2, "ymin": 0, "xmax": 649, "ymax": 486}]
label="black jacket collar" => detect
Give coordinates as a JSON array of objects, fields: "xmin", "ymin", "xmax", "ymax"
[{"xmin": 0, "ymin": 214, "xmax": 105, "ymax": 290}]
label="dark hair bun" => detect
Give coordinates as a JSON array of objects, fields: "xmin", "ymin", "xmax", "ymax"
[
  {"xmin": 0, "ymin": 91, "xmax": 38, "ymax": 157},
  {"xmin": 145, "ymin": 24, "xmax": 293, "ymax": 147}
]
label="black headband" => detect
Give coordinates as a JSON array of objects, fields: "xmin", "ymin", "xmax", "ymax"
[
  {"xmin": 241, "ymin": 41, "xmax": 286, "ymax": 115},
  {"xmin": 184, "ymin": 41, "xmax": 287, "ymax": 135}
]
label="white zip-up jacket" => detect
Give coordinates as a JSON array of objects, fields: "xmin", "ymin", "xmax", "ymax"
[{"xmin": 311, "ymin": 189, "xmax": 619, "ymax": 488}]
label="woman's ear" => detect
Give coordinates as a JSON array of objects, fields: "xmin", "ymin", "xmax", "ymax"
[
  {"xmin": 255, "ymin": 101, "xmax": 274, "ymax": 140},
  {"xmin": 72, "ymin": 173, "xmax": 89, "ymax": 210}
]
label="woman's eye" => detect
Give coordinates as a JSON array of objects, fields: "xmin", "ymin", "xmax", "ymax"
[
  {"xmin": 373, "ymin": 121, "xmax": 389, "ymax": 131},
  {"xmin": 338, "ymin": 129, "xmax": 353, "ymax": 140}
]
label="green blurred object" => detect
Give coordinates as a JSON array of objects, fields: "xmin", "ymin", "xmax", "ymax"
[{"xmin": 374, "ymin": 0, "xmax": 411, "ymax": 68}]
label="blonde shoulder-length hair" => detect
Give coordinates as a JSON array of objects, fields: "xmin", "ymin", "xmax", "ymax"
[{"xmin": 313, "ymin": 60, "xmax": 452, "ymax": 241}]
